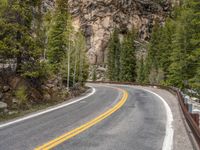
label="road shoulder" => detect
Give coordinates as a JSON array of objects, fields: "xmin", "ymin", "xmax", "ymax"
[
  {"xmin": 139, "ymin": 86, "xmax": 197, "ymax": 150},
  {"xmin": 0, "ymin": 86, "xmax": 94, "ymax": 129}
]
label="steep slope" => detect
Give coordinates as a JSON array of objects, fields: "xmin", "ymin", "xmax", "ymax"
[
  {"xmin": 69, "ymin": 0, "xmax": 178, "ymax": 65},
  {"xmin": 42, "ymin": 0, "xmax": 179, "ymax": 80}
]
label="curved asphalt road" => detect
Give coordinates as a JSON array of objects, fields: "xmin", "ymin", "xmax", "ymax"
[{"xmin": 0, "ymin": 84, "xmax": 167, "ymax": 150}]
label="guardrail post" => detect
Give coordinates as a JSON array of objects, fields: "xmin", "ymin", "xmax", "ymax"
[
  {"xmin": 184, "ymin": 97, "xmax": 189, "ymax": 104},
  {"xmin": 185, "ymin": 103, "xmax": 189, "ymax": 111},
  {"xmin": 191, "ymin": 113, "xmax": 200, "ymax": 127},
  {"xmin": 188, "ymin": 103, "xmax": 193, "ymax": 113}
]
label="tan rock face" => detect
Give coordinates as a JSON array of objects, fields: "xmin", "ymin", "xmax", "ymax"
[
  {"xmin": 68, "ymin": 0, "xmax": 173, "ymax": 64},
  {"xmin": 42, "ymin": 0, "xmax": 176, "ymax": 65}
]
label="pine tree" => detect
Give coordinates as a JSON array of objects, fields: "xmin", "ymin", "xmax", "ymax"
[
  {"xmin": 75, "ymin": 32, "xmax": 89, "ymax": 85},
  {"xmin": 47, "ymin": 0, "xmax": 68, "ymax": 69},
  {"xmin": 120, "ymin": 30, "xmax": 137, "ymax": 82},
  {"xmin": 168, "ymin": 2, "xmax": 195, "ymax": 88},
  {"xmin": 159, "ymin": 19, "xmax": 175, "ymax": 82},
  {"xmin": 70, "ymin": 31, "xmax": 89, "ymax": 86},
  {"xmin": 137, "ymin": 56, "xmax": 145, "ymax": 83},
  {"xmin": 107, "ymin": 29, "xmax": 121, "ymax": 81},
  {"xmin": 188, "ymin": 0, "xmax": 200, "ymax": 91},
  {"xmin": 60, "ymin": 29, "xmax": 88, "ymax": 87},
  {"xmin": 144, "ymin": 21, "xmax": 162, "ymax": 83},
  {"xmin": 0, "ymin": 0, "xmax": 43, "ymax": 78},
  {"xmin": 142, "ymin": 0, "xmax": 199, "ymax": 92}
]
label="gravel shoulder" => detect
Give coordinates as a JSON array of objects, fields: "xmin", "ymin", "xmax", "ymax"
[{"xmin": 137, "ymin": 86, "xmax": 198, "ymax": 150}]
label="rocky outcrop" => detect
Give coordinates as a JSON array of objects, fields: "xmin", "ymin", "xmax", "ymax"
[
  {"xmin": 68, "ymin": 0, "xmax": 176, "ymax": 65},
  {"xmin": 0, "ymin": 74, "xmax": 68, "ymax": 114},
  {"xmin": 0, "ymin": 102, "xmax": 7, "ymax": 114},
  {"xmin": 41, "ymin": 0, "xmax": 179, "ymax": 80}
]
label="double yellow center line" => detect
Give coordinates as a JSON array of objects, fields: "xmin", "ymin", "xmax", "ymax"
[{"xmin": 35, "ymin": 87, "xmax": 128, "ymax": 150}]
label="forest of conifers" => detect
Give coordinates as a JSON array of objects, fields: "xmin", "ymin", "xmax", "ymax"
[
  {"xmin": 107, "ymin": 0, "xmax": 200, "ymax": 95},
  {"xmin": 0, "ymin": 0, "xmax": 88, "ymax": 87},
  {"xmin": 0, "ymin": 0, "xmax": 199, "ymax": 111},
  {"xmin": 0, "ymin": 0, "xmax": 88, "ymax": 111}
]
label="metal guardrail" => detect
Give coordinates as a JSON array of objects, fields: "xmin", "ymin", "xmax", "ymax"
[{"xmin": 88, "ymin": 81, "xmax": 200, "ymax": 148}]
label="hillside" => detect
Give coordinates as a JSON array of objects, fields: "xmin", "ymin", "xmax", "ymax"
[{"xmin": 0, "ymin": 0, "xmax": 199, "ymax": 118}]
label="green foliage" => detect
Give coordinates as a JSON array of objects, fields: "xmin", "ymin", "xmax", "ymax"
[
  {"xmin": 15, "ymin": 85, "xmax": 28, "ymax": 109},
  {"xmin": 144, "ymin": 18, "xmax": 176, "ymax": 84},
  {"xmin": 107, "ymin": 29, "xmax": 121, "ymax": 81},
  {"xmin": 107, "ymin": 28, "xmax": 137, "ymax": 82},
  {"xmin": 144, "ymin": 0, "xmax": 200, "ymax": 92},
  {"xmin": 47, "ymin": 0, "xmax": 68, "ymax": 68},
  {"xmin": 137, "ymin": 57, "xmax": 145, "ymax": 83},
  {"xmin": 167, "ymin": 0, "xmax": 199, "ymax": 89},
  {"xmin": 143, "ymin": 22, "xmax": 161, "ymax": 84},
  {"xmin": 0, "ymin": 0, "xmax": 88, "ymax": 89},
  {"xmin": 22, "ymin": 61, "xmax": 53, "ymax": 80},
  {"xmin": 92, "ymin": 66, "xmax": 97, "ymax": 81},
  {"xmin": 59, "ymin": 28, "xmax": 88, "ymax": 87},
  {"xmin": 0, "ymin": 0, "xmax": 43, "ymax": 78},
  {"xmin": 47, "ymin": 0, "xmax": 88, "ymax": 87},
  {"xmin": 120, "ymin": 30, "xmax": 137, "ymax": 82}
]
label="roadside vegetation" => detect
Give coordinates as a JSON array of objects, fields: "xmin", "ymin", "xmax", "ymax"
[
  {"xmin": 143, "ymin": 0, "xmax": 200, "ymax": 94},
  {"xmin": 107, "ymin": 0, "xmax": 200, "ymax": 96},
  {"xmin": 0, "ymin": 0, "xmax": 88, "ymax": 117},
  {"xmin": 107, "ymin": 28, "xmax": 137, "ymax": 82}
]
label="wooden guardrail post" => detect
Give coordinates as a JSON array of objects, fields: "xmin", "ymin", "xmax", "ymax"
[{"xmin": 191, "ymin": 114, "xmax": 200, "ymax": 127}]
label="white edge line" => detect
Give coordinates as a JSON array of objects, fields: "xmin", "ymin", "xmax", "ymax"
[
  {"xmin": 106, "ymin": 84, "xmax": 174, "ymax": 150},
  {"xmin": 0, "ymin": 86, "xmax": 96, "ymax": 129},
  {"xmin": 142, "ymin": 89, "xmax": 174, "ymax": 150}
]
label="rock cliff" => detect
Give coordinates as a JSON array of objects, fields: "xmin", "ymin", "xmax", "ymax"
[
  {"xmin": 42, "ymin": 0, "xmax": 179, "ymax": 80},
  {"xmin": 68, "ymin": 0, "xmax": 178, "ymax": 65}
]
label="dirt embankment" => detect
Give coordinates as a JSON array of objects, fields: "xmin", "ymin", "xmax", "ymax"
[{"xmin": 0, "ymin": 74, "xmax": 88, "ymax": 121}]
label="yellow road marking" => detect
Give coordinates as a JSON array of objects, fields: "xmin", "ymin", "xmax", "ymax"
[{"xmin": 34, "ymin": 87, "xmax": 128, "ymax": 150}]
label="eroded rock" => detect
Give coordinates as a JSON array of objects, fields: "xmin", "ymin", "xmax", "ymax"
[
  {"xmin": 0, "ymin": 102, "xmax": 7, "ymax": 113},
  {"xmin": 68, "ymin": 0, "xmax": 175, "ymax": 64}
]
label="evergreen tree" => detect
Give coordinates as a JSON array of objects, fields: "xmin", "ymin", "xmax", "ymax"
[
  {"xmin": 120, "ymin": 30, "xmax": 137, "ymax": 82},
  {"xmin": 107, "ymin": 29, "xmax": 121, "ymax": 81},
  {"xmin": 0, "ymin": 0, "xmax": 43, "ymax": 78},
  {"xmin": 47, "ymin": 0, "xmax": 68, "ymax": 69},
  {"xmin": 60, "ymin": 29, "xmax": 88, "ymax": 87},
  {"xmin": 159, "ymin": 19, "xmax": 175, "ymax": 82},
  {"xmin": 144, "ymin": 21, "xmax": 162, "ymax": 83},
  {"xmin": 168, "ymin": 2, "xmax": 195, "ymax": 88},
  {"xmin": 137, "ymin": 56, "xmax": 145, "ymax": 83},
  {"xmin": 188, "ymin": 0, "xmax": 200, "ymax": 91},
  {"xmin": 72, "ymin": 31, "xmax": 89, "ymax": 85}
]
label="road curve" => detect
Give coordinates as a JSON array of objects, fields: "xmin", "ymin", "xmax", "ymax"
[{"xmin": 0, "ymin": 84, "xmax": 169, "ymax": 150}]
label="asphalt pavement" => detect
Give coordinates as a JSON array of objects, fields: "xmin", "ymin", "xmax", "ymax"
[{"xmin": 0, "ymin": 84, "xmax": 169, "ymax": 150}]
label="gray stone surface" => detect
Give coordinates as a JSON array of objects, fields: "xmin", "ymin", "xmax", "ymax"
[
  {"xmin": 0, "ymin": 102, "xmax": 7, "ymax": 109},
  {"xmin": 0, "ymin": 102, "xmax": 7, "ymax": 113}
]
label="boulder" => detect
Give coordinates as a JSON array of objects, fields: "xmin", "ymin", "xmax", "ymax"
[
  {"xmin": 4, "ymin": 108, "xmax": 8, "ymax": 113},
  {"xmin": 8, "ymin": 111, "xmax": 18, "ymax": 115},
  {"xmin": 3, "ymin": 86, "xmax": 10, "ymax": 93},
  {"xmin": 46, "ymin": 84, "xmax": 55, "ymax": 89},
  {"xmin": 12, "ymin": 98, "xmax": 18, "ymax": 104},
  {"xmin": 41, "ymin": 85, "xmax": 49, "ymax": 90},
  {"xmin": 44, "ymin": 93, "xmax": 51, "ymax": 101},
  {"xmin": 0, "ymin": 102, "xmax": 7, "ymax": 113},
  {"xmin": 0, "ymin": 101, "xmax": 7, "ymax": 109},
  {"xmin": 52, "ymin": 87, "xmax": 58, "ymax": 92}
]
